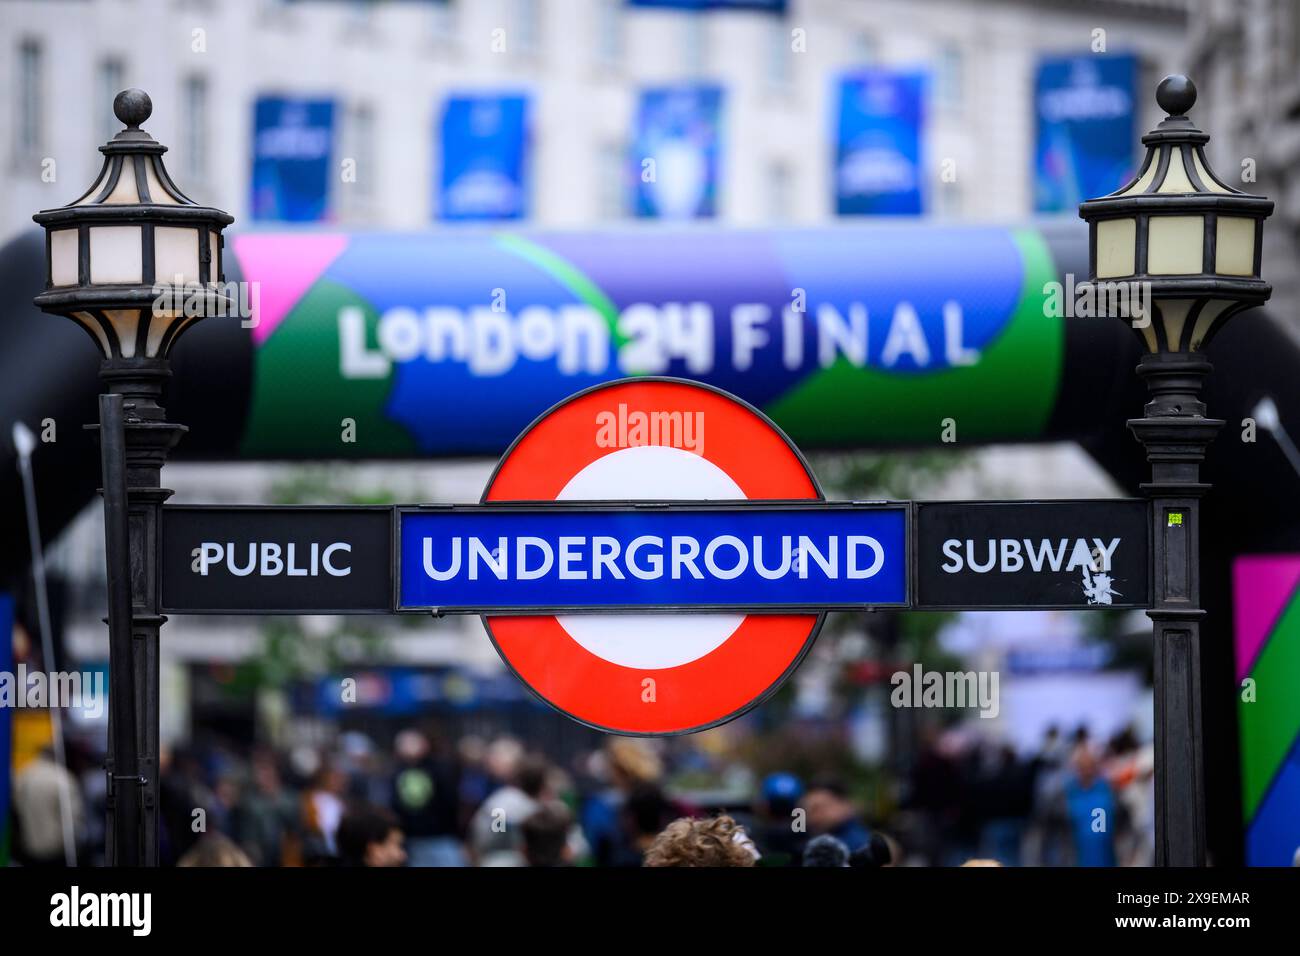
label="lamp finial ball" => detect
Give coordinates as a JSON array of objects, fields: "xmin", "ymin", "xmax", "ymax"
[
  {"xmin": 1156, "ymin": 75, "xmax": 1196, "ymax": 117},
  {"xmin": 113, "ymin": 89, "xmax": 152, "ymax": 129}
]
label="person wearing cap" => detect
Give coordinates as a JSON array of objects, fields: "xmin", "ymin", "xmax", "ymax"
[{"xmin": 751, "ymin": 772, "xmax": 809, "ymax": 866}]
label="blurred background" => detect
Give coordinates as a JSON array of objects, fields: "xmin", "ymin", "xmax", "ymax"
[{"xmin": 1, "ymin": 0, "xmax": 1298, "ymax": 869}]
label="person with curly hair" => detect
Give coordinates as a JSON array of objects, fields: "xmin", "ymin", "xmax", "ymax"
[{"xmin": 643, "ymin": 815, "xmax": 758, "ymax": 867}]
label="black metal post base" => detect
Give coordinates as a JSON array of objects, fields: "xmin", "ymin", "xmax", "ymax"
[{"xmin": 1149, "ymin": 608, "xmax": 1207, "ymax": 866}]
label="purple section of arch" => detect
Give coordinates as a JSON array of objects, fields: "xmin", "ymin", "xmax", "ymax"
[{"xmin": 1233, "ymin": 555, "xmax": 1300, "ymax": 681}]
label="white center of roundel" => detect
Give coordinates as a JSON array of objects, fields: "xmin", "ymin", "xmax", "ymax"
[{"xmin": 555, "ymin": 445, "xmax": 746, "ymax": 670}]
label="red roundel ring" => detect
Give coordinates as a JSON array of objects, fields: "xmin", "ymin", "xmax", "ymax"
[{"xmin": 481, "ymin": 377, "xmax": 825, "ymax": 736}]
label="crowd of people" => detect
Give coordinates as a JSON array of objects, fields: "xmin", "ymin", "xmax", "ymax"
[
  {"xmin": 901, "ymin": 723, "xmax": 1156, "ymax": 867},
  {"xmin": 7, "ymin": 720, "xmax": 1158, "ymax": 867},
  {"xmin": 148, "ymin": 730, "xmax": 905, "ymax": 868}
]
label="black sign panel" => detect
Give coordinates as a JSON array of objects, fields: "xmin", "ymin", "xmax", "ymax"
[
  {"xmin": 915, "ymin": 500, "xmax": 1150, "ymax": 610},
  {"xmin": 161, "ymin": 506, "xmax": 393, "ymax": 613}
]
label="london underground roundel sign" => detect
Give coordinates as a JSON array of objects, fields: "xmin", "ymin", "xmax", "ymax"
[{"xmin": 481, "ymin": 377, "xmax": 825, "ymax": 736}]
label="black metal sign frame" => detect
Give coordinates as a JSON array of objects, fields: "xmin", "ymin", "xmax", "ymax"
[
  {"xmin": 911, "ymin": 498, "xmax": 1153, "ymax": 611},
  {"xmin": 159, "ymin": 504, "xmax": 395, "ymax": 615},
  {"xmin": 159, "ymin": 499, "xmax": 1153, "ymax": 616}
]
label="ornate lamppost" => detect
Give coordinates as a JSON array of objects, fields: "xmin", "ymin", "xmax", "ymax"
[
  {"xmin": 1078, "ymin": 75, "xmax": 1273, "ymax": 866},
  {"xmin": 31, "ymin": 90, "xmax": 233, "ymax": 865}
]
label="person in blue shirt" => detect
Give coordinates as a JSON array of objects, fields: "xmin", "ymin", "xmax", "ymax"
[{"xmin": 1060, "ymin": 745, "xmax": 1119, "ymax": 867}]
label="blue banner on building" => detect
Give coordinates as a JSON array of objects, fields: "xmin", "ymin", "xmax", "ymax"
[
  {"xmin": 399, "ymin": 507, "xmax": 908, "ymax": 610},
  {"xmin": 1034, "ymin": 54, "xmax": 1138, "ymax": 212},
  {"xmin": 834, "ymin": 70, "xmax": 926, "ymax": 216},
  {"xmin": 439, "ymin": 94, "xmax": 530, "ymax": 221},
  {"xmin": 632, "ymin": 86, "xmax": 723, "ymax": 220},
  {"xmin": 250, "ymin": 97, "xmax": 336, "ymax": 222}
]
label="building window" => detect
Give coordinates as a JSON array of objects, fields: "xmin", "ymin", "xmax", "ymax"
[
  {"xmin": 766, "ymin": 17, "xmax": 791, "ymax": 91},
  {"xmin": 936, "ymin": 180, "xmax": 962, "ymax": 219},
  {"xmin": 98, "ymin": 58, "xmax": 125, "ymax": 144},
  {"xmin": 852, "ymin": 31, "xmax": 878, "ymax": 68},
  {"xmin": 17, "ymin": 39, "xmax": 44, "ymax": 155},
  {"xmin": 595, "ymin": 0, "xmax": 622, "ymax": 69},
  {"xmin": 936, "ymin": 42, "xmax": 964, "ymax": 113},
  {"xmin": 767, "ymin": 162, "xmax": 792, "ymax": 223},
  {"xmin": 598, "ymin": 142, "xmax": 625, "ymax": 220},
  {"xmin": 683, "ymin": 15, "xmax": 706, "ymax": 77},
  {"xmin": 347, "ymin": 0, "xmax": 374, "ymax": 27},
  {"xmin": 515, "ymin": 0, "xmax": 540, "ymax": 56},
  {"xmin": 341, "ymin": 102, "xmax": 376, "ymax": 210},
  {"xmin": 183, "ymin": 75, "xmax": 209, "ymax": 182},
  {"xmin": 1291, "ymin": 0, "xmax": 1300, "ymax": 69},
  {"xmin": 353, "ymin": 104, "xmax": 376, "ymax": 199},
  {"xmin": 430, "ymin": 0, "xmax": 459, "ymax": 45}
]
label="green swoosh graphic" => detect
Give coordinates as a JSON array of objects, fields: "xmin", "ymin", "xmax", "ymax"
[{"xmin": 495, "ymin": 233, "xmax": 625, "ymax": 346}]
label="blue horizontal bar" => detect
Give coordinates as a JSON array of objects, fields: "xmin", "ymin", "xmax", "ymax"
[{"xmin": 398, "ymin": 507, "xmax": 907, "ymax": 611}]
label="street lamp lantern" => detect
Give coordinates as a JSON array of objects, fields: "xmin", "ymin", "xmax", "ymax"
[
  {"xmin": 1079, "ymin": 74, "xmax": 1272, "ymax": 362},
  {"xmin": 29, "ymin": 89, "xmax": 234, "ymax": 867},
  {"xmin": 1079, "ymin": 74, "xmax": 1272, "ymax": 867},
  {"xmin": 32, "ymin": 88, "xmax": 233, "ymax": 418}
]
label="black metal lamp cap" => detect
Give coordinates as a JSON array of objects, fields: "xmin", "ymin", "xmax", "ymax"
[
  {"xmin": 1156, "ymin": 75, "xmax": 1196, "ymax": 118},
  {"xmin": 113, "ymin": 89, "xmax": 152, "ymax": 129}
]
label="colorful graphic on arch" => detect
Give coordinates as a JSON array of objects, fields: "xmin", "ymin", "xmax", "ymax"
[
  {"xmin": 230, "ymin": 226, "xmax": 1063, "ymax": 458},
  {"xmin": 1234, "ymin": 555, "xmax": 1300, "ymax": 866}
]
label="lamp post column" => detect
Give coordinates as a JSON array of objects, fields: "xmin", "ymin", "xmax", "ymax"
[
  {"xmin": 1129, "ymin": 353, "xmax": 1218, "ymax": 866},
  {"xmin": 101, "ymin": 365, "xmax": 185, "ymax": 867}
]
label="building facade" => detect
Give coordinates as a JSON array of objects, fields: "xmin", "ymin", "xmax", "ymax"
[
  {"xmin": 1187, "ymin": 0, "xmax": 1300, "ymax": 327},
  {"xmin": 3, "ymin": 0, "xmax": 1189, "ymax": 238}
]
